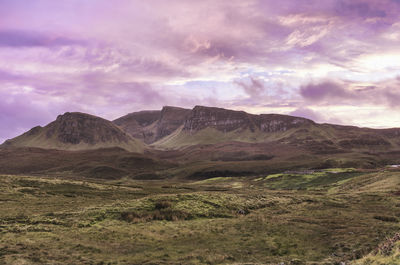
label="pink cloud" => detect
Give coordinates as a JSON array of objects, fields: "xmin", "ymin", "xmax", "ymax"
[{"xmin": 1, "ymin": 0, "xmax": 400, "ymax": 141}]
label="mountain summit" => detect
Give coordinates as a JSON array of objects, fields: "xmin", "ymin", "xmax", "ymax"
[{"xmin": 4, "ymin": 112, "xmax": 145, "ymax": 152}]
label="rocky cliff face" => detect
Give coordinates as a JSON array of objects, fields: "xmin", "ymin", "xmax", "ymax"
[
  {"xmin": 157, "ymin": 106, "xmax": 192, "ymax": 138},
  {"xmin": 255, "ymin": 114, "xmax": 314, "ymax": 133},
  {"xmin": 48, "ymin": 112, "xmax": 133, "ymax": 145},
  {"xmin": 183, "ymin": 106, "xmax": 254, "ymax": 132},
  {"xmin": 110, "ymin": 105, "xmax": 400, "ymax": 151},
  {"xmin": 113, "ymin": 106, "xmax": 191, "ymax": 144},
  {"xmin": 115, "ymin": 105, "xmax": 316, "ymax": 144},
  {"xmin": 4, "ymin": 112, "xmax": 144, "ymax": 152},
  {"xmin": 5, "ymin": 106, "xmax": 400, "ymax": 154},
  {"xmin": 113, "ymin": 110, "xmax": 161, "ymax": 143},
  {"xmin": 183, "ymin": 106, "xmax": 313, "ymax": 133}
]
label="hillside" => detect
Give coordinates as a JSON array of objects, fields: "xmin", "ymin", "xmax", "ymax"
[{"xmin": 3, "ymin": 112, "xmax": 145, "ymax": 153}]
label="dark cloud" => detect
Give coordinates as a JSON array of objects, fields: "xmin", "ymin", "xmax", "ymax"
[
  {"xmin": 299, "ymin": 78, "xmax": 400, "ymax": 109},
  {"xmin": 300, "ymin": 81, "xmax": 352, "ymax": 101},
  {"xmin": 0, "ymin": 30, "xmax": 86, "ymax": 48},
  {"xmin": 335, "ymin": 0, "xmax": 387, "ymax": 18}
]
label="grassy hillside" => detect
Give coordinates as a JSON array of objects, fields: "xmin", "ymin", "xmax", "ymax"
[
  {"xmin": 5, "ymin": 129, "xmax": 145, "ymax": 153},
  {"xmin": 0, "ymin": 168, "xmax": 399, "ymax": 264},
  {"xmin": 152, "ymin": 126, "xmax": 310, "ymax": 149},
  {"xmin": 354, "ymin": 235, "xmax": 400, "ymax": 265},
  {"xmin": 152, "ymin": 123, "xmax": 400, "ymax": 158}
]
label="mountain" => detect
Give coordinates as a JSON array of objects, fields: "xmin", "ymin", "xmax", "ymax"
[
  {"xmin": 5, "ymin": 105, "xmax": 400, "ymax": 156},
  {"xmin": 113, "ymin": 106, "xmax": 191, "ymax": 144},
  {"xmin": 153, "ymin": 105, "xmax": 318, "ymax": 148},
  {"xmin": 140, "ymin": 106, "xmax": 400, "ymax": 153},
  {"xmin": 3, "ymin": 112, "xmax": 145, "ymax": 153},
  {"xmin": 2, "ymin": 106, "xmax": 400, "ymax": 179}
]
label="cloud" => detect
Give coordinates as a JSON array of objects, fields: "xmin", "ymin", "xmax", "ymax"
[
  {"xmin": 0, "ymin": 30, "xmax": 86, "ymax": 48},
  {"xmin": 290, "ymin": 107, "xmax": 323, "ymax": 121},
  {"xmin": 300, "ymin": 81, "xmax": 352, "ymax": 101},
  {"xmin": 0, "ymin": 90, "xmax": 60, "ymax": 144},
  {"xmin": 299, "ymin": 78, "xmax": 400, "ymax": 109},
  {"xmin": 235, "ymin": 77, "xmax": 266, "ymax": 97},
  {"xmin": 0, "ymin": 0, "xmax": 400, "ymax": 139},
  {"xmin": 335, "ymin": 0, "xmax": 387, "ymax": 19},
  {"xmin": 290, "ymin": 107, "xmax": 344, "ymax": 124}
]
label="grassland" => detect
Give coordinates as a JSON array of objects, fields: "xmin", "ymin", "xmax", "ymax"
[{"xmin": 0, "ymin": 169, "xmax": 400, "ymax": 264}]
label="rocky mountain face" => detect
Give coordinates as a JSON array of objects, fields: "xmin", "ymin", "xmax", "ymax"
[
  {"xmin": 50, "ymin": 112, "xmax": 133, "ymax": 145},
  {"xmin": 113, "ymin": 106, "xmax": 191, "ymax": 144},
  {"xmin": 3, "ymin": 112, "xmax": 145, "ymax": 152},
  {"xmin": 113, "ymin": 110, "xmax": 161, "ymax": 142},
  {"xmin": 2, "ymin": 106, "xmax": 400, "ymax": 178},
  {"xmin": 114, "ymin": 105, "xmax": 314, "ymax": 143},
  {"xmin": 183, "ymin": 106, "xmax": 313, "ymax": 133},
  {"xmin": 4, "ymin": 105, "xmax": 400, "ymax": 155},
  {"xmin": 114, "ymin": 105, "xmax": 400, "ymax": 153}
]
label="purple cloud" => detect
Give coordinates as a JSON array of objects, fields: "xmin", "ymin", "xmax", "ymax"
[
  {"xmin": 0, "ymin": 30, "xmax": 86, "ymax": 48},
  {"xmin": 0, "ymin": 0, "xmax": 400, "ymax": 142},
  {"xmin": 335, "ymin": 0, "xmax": 387, "ymax": 18},
  {"xmin": 235, "ymin": 77, "xmax": 266, "ymax": 97},
  {"xmin": 300, "ymin": 81, "xmax": 352, "ymax": 101},
  {"xmin": 299, "ymin": 78, "xmax": 400, "ymax": 109}
]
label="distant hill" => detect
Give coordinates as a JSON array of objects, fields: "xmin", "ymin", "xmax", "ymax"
[{"xmin": 3, "ymin": 112, "xmax": 145, "ymax": 153}]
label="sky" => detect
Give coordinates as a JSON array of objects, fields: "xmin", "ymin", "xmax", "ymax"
[{"xmin": 1, "ymin": 0, "xmax": 400, "ymax": 143}]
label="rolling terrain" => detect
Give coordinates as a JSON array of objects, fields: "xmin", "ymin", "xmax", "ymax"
[
  {"xmin": 1, "ymin": 106, "xmax": 400, "ymax": 264},
  {"xmin": 0, "ymin": 167, "xmax": 399, "ymax": 264}
]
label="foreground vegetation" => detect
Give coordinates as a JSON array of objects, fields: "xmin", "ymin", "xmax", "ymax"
[{"xmin": 0, "ymin": 168, "xmax": 399, "ymax": 264}]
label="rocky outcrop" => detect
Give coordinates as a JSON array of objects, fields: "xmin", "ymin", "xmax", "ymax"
[
  {"xmin": 113, "ymin": 106, "xmax": 191, "ymax": 144},
  {"xmin": 182, "ymin": 106, "xmax": 313, "ymax": 133},
  {"xmin": 157, "ymin": 106, "xmax": 192, "ymax": 138},
  {"xmin": 256, "ymin": 114, "xmax": 313, "ymax": 133},
  {"xmin": 183, "ymin": 106, "xmax": 254, "ymax": 132},
  {"xmin": 113, "ymin": 110, "xmax": 161, "ymax": 143},
  {"xmin": 4, "ymin": 112, "xmax": 144, "ymax": 152},
  {"xmin": 110, "ymin": 105, "xmax": 399, "ymax": 151},
  {"xmin": 47, "ymin": 112, "xmax": 133, "ymax": 145}
]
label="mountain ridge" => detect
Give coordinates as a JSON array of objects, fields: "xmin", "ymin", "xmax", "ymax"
[
  {"xmin": 3, "ymin": 105, "xmax": 400, "ymax": 153},
  {"xmin": 2, "ymin": 105, "xmax": 400, "ymax": 179}
]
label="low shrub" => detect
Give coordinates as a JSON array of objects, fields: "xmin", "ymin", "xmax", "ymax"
[{"xmin": 373, "ymin": 215, "xmax": 398, "ymax": 222}]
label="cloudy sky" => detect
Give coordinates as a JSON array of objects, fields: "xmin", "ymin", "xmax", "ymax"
[{"xmin": 1, "ymin": 0, "xmax": 400, "ymax": 143}]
